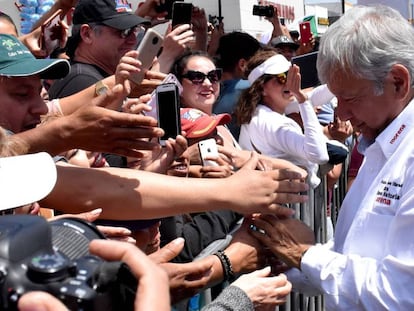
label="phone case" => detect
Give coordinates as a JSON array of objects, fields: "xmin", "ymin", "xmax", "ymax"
[
  {"xmin": 130, "ymin": 28, "xmax": 164, "ymax": 85},
  {"xmin": 145, "ymin": 74, "xmax": 183, "ymax": 119},
  {"xmin": 156, "ymin": 83, "xmax": 181, "ymax": 146},
  {"xmin": 198, "ymin": 138, "xmax": 219, "ymax": 167},
  {"xmin": 40, "ymin": 9, "xmax": 63, "ymax": 55},
  {"xmin": 171, "ymin": 2, "xmax": 193, "ymax": 28},
  {"xmin": 299, "ymin": 21, "xmax": 312, "ymax": 44}
]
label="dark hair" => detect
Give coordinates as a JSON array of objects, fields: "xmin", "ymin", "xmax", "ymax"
[
  {"xmin": 0, "ymin": 12, "xmax": 18, "ymax": 36},
  {"xmin": 235, "ymin": 49, "xmax": 278, "ymax": 125},
  {"xmin": 65, "ymin": 23, "xmax": 102, "ymax": 59},
  {"xmin": 170, "ymin": 50, "xmax": 215, "ymax": 82},
  {"xmin": 216, "ymin": 31, "xmax": 261, "ymax": 73}
]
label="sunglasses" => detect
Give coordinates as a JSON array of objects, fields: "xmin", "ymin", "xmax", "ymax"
[
  {"xmin": 119, "ymin": 25, "xmax": 146, "ymax": 39},
  {"xmin": 274, "ymin": 72, "xmax": 288, "ymax": 84},
  {"xmin": 182, "ymin": 69, "xmax": 223, "ymax": 85}
]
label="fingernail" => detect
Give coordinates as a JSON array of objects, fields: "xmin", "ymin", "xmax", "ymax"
[
  {"xmin": 172, "ymin": 237, "xmax": 185, "ymax": 245},
  {"xmin": 90, "ymin": 208, "xmax": 102, "ymax": 215}
]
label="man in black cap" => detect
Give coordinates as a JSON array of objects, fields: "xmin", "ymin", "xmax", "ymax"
[
  {"xmin": 270, "ymin": 35, "xmax": 299, "ymax": 61},
  {"xmin": 48, "ymin": 0, "xmax": 150, "ymax": 99}
]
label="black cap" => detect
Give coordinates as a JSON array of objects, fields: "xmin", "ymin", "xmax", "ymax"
[
  {"xmin": 73, "ymin": 0, "xmax": 150, "ymax": 30},
  {"xmin": 270, "ymin": 35, "xmax": 300, "ymax": 50}
]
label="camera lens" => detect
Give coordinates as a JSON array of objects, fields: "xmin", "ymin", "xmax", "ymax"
[
  {"xmin": 152, "ymin": 37, "xmax": 159, "ymax": 45},
  {"xmin": 50, "ymin": 217, "xmax": 105, "ymax": 260}
]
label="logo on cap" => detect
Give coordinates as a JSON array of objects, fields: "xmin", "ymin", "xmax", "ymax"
[{"xmin": 115, "ymin": 0, "xmax": 132, "ymax": 13}]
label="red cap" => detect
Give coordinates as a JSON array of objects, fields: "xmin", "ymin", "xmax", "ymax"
[{"xmin": 180, "ymin": 108, "xmax": 231, "ymax": 139}]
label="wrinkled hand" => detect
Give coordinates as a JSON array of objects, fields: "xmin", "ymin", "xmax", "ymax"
[
  {"xmin": 61, "ymin": 84, "xmax": 163, "ymax": 158},
  {"xmin": 158, "ymin": 24, "xmax": 194, "ymax": 72},
  {"xmin": 191, "ymin": 6, "xmax": 208, "ymax": 33},
  {"xmin": 149, "ymin": 238, "xmax": 214, "ymax": 304},
  {"xmin": 327, "ymin": 116, "xmax": 353, "ymax": 143},
  {"xmin": 225, "ymin": 219, "xmax": 268, "ymax": 274},
  {"xmin": 138, "ymin": 135, "xmax": 188, "ymax": 174},
  {"xmin": 251, "ymin": 214, "xmax": 315, "ymax": 269},
  {"xmin": 286, "ymin": 64, "xmax": 307, "ymax": 103},
  {"xmin": 224, "ymin": 152, "xmax": 308, "ymax": 215},
  {"xmin": 297, "ymin": 35, "xmax": 316, "ymax": 55},
  {"xmin": 130, "ymin": 70, "xmax": 167, "ymax": 98},
  {"xmin": 135, "ymin": 0, "xmax": 168, "ymax": 20},
  {"xmin": 232, "ymin": 268, "xmax": 292, "ymax": 309}
]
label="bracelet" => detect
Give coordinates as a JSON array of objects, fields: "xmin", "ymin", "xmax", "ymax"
[{"xmin": 214, "ymin": 250, "xmax": 235, "ymax": 282}]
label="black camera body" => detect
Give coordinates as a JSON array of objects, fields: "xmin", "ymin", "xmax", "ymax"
[
  {"xmin": 252, "ymin": 5, "xmax": 275, "ymax": 18},
  {"xmin": 0, "ymin": 215, "xmax": 137, "ymax": 311}
]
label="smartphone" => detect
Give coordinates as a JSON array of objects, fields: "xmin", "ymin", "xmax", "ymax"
[
  {"xmin": 40, "ymin": 9, "xmax": 63, "ymax": 55},
  {"xmin": 252, "ymin": 5, "xmax": 274, "ymax": 18},
  {"xmin": 145, "ymin": 73, "xmax": 183, "ymax": 119},
  {"xmin": 155, "ymin": 0, "xmax": 184, "ymax": 19},
  {"xmin": 291, "ymin": 51, "xmax": 319, "ymax": 89},
  {"xmin": 156, "ymin": 83, "xmax": 181, "ymax": 146},
  {"xmin": 129, "ymin": 28, "xmax": 164, "ymax": 85},
  {"xmin": 299, "ymin": 21, "xmax": 313, "ymax": 44},
  {"xmin": 172, "ymin": 2, "xmax": 193, "ymax": 28},
  {"xmin": 198, "ymin": 138, "xmax": 219, "ymax": 167}
]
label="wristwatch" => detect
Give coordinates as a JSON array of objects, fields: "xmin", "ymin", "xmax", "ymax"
[{"xmin": 95, "ymin": 80, "xmax": 109, "ymax": 96}]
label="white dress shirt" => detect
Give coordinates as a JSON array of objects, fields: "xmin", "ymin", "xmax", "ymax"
[{"xmin": 289, "ymin": 99, "xmax": 414, "ymax": 310}]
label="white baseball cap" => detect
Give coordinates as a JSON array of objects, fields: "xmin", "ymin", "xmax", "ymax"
[
  {"xmin": 248, "ymin": 54, "xmax": 291, "ymax": 84},
  {"xmin": 0, "ymin": 152, "xmax": 57, "ymax": 211}
]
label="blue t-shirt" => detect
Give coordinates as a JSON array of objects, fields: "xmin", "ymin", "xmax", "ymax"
[{"xmin": 214, "ymin": 79, "xmax": 250, "ymax": 140}]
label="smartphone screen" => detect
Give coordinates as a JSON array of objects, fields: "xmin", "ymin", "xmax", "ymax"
[
  {"xmin": 156, "ymin": 83, "xmax": 181, "ymax": 145},
  {"xmin": 172, "ymin": 2, "xmax": 193, "ymax": 28}
]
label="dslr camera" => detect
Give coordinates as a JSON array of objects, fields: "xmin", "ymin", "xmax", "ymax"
[
  {"xmin": 0, "ymin": 215, "xmax": 137, "ymax": 311},
  {"xmin": 252, "ymin": 5, "xmax": 275, "ymax": 18}
]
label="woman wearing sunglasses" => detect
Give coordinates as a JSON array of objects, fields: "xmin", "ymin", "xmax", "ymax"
[
  {"xmin": 235, "ymin": 49, "xmax": 329, "ymax": 188},
  {"xmin": 170, "ymin": 50, "xmax": 305, "ymax": 174}
]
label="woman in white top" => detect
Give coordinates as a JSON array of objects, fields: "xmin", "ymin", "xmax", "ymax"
[{"xmin": 236, "ymin": 50, "xmax": 329, "ymax": 188}]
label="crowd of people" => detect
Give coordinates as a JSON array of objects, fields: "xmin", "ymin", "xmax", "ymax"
[{"xmin": 1, "ymin": 1, "xmax": 413, "ymax": 310}]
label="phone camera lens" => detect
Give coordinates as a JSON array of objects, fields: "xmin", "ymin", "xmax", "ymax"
[{"xmin": 152, "ymin": 37, "xmax": 159, "ymax": 44}]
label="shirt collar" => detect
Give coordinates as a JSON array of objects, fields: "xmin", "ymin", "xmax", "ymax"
[{"xmin": 361, "ymin": 98, "xmax": 414, "ymax": 158}]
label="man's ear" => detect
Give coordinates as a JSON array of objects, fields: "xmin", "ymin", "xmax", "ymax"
[
  {"xmin": 389, "ymin": 64, "xmax": 410, "ymax": 100},
  {"xmin": 79, "ymin": 24, "xmax": 94, "ymax": 44},
  {"xmin": 238, "ymin": 58, "xmax": 247, "ymax": 74}
]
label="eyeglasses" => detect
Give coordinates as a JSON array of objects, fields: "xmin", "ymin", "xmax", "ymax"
[
  {"xmin": 182, "ymin": 69, "xmax": 223, "ymax": 85},
  {"xmin": 119, "ymin": 25, "xmax": 146, "ymax": 39},
  {"xmin": 274, "ymin": 72, "xmax": 288, "ymax": 85}
]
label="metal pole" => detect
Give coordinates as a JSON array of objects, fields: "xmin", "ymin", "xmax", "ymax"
[{"xmin": 218, "ymin": 0, "xmax": 223, "ymax": 21}]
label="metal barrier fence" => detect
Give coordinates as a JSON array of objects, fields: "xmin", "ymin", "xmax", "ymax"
[
  {"xmin": 278, "ymin": 159, "xmax": 350, "ymax": 311},
  {"xmin": 174, "ymin": 160, "xmax": 351, "ymax": 311}
]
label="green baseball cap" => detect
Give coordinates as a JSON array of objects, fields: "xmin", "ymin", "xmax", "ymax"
[{"xmin": 0, "ymin": 34, "xmax": 70, "ymax": 79}]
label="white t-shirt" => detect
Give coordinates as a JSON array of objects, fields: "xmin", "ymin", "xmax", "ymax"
[{"xmin": 238, "ymin": 101, "xmax": 328, "ymax": 188}]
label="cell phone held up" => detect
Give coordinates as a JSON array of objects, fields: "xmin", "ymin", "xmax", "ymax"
[
  {"xmin": 156, "ymin": 83, "xmax": 181, "ymax": 146},
  {"xmin": 129, "ymin": 28, "xmax": 164, "ymax": 85},
  {"xmin": 299, "ymin": 21, "xmax": 313, "ymax": 44},
  {"xmin": 252, "ymin": 5, "xmax": 274, "ymax": 18},
  {"xmin": 40, "ymin": 9, "xmax": 63, "ymax": 56},
  {"xmin": 155, "ymin": 0, "xmax": 184, "ymax": 19},
  {"xmin": 171, "ymin": 2, "xmax": 193, "ymax": 28},
  {"xmin": 198, "ymin": 138, "xmax": 219, "ymax": 167}
]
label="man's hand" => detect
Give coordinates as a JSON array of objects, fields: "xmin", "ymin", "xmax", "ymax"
[
  {"xmin": 224, "ymin": 152, "xmax": 309, "ymax": 215},
  {"xmin": 251, "ymin": 214, "xmax": 315, "ymax": 269},
  {"xmin": 59, "ymin": 85, "xmax": 164, "ymax": 158},
  {"xmin": 149, "ymin": 238, "xmax": 214, "ymax": 303}
]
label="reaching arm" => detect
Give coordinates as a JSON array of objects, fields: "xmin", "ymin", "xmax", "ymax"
[{"xmin": 41, "ymin": 153, "xmax": 308, "ymax": 220}]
